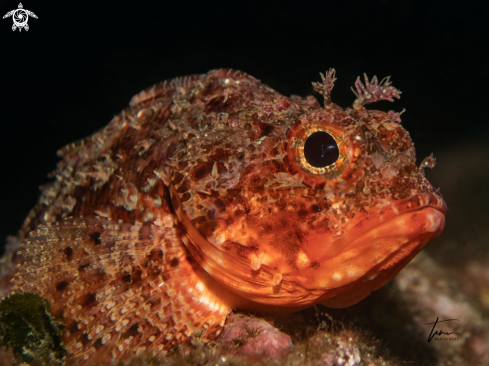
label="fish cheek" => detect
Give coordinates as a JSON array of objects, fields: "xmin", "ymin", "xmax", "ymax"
[{"xmin": 300, "ymin": 222, "xmax": 336, "ymax": 263}]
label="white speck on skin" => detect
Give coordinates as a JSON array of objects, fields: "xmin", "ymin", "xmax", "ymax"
[
  {"xmin": 332, "ymin": 272, "xmax": 343, "ymax": 281},
  {"xmin": 272, "ymin": 273, "xmax": 282, "ymax": 286}
]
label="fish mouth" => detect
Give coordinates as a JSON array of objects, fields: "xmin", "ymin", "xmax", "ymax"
[
  {"xmin": 304, "ymin": 192, "xmax": 446, "ymax": 307},
  {"xmin": 172, "ymin": 180, "xmax": 446, "ymax": 308},
  {"xmin": 340, "ymin": 192, "xmax": 446, "ymax": 249}
]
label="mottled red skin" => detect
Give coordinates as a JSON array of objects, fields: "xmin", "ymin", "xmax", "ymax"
[{"xmin": 2, "ymin": 69, "xmax": 445, "ymax": 364}]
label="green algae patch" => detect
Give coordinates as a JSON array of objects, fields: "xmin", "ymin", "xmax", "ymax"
[{"xmin": 0, "ymin": 292, "xmax": 67, "ymax": 365}]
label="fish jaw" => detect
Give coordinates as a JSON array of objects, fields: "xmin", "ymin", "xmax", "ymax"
[
  {"xmin": 301, "ymin": 193, "xmax": 446, "ymax": 267},
  {"xmin": 173, "ymin": 181, "xmax": 446, "ymax": 308},
  {"xmin": 224, "ymin": 193, "xmax": 446, "ymax": 309},
  {"xmin": 302, "ymin": 204, "xmax": 445, "ymax": 308}
]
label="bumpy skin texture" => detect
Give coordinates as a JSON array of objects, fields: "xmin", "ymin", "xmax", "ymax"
[{"xmin": 5, "ymin": 69, "xmax": 445, "ymax": 364}]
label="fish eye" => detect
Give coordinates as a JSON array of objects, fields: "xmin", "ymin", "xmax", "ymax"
[
  {"xmin": 289, "ymin": 123, "xmax": 347, "ymax": 179},
  {"xmin": 304, "ymin": 131, "xmax": 339, "ymax": 168}
]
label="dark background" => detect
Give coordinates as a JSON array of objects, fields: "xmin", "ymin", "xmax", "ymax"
[
  {"xmin": 2, "ymin": 1, "xmax": 489, "ymax": 364},
  {"xmin": 1, "ymin": 0, "xmax": 488, "ymax": 255}
]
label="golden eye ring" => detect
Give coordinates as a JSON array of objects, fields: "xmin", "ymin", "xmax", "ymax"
[{"xmin": 297, "ymin": 127, "xmax": 343, "ymax": 175}]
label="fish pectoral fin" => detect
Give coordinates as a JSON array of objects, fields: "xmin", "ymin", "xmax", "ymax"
[{"xmin": 10, "ymin": 216, "xmax": 231, "ymax": 365}]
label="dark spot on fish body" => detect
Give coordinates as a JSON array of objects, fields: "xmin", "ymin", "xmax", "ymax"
[
  {"xmin": 80, "ymin": 292, "xmax": 97, "ymax": 308},
  {"xmin": 93, "ymin": 337, "xmax": 103, "ymax": 349},
  {"xmin": 252, "ymin": 122, "xmax": 274, "ymax": 139},
  {"xmin": 236, "ymin": 151, "xmax": 246, "ymax": 161},
  {"xmin": 147, "ymin": 249, "xmax": 164, "ymax": 263},
  {"xmin": 170, "ymin": 257, "xmax": 179, "ymax": 267},
  {"xmin": 89, "ymin": 232, "xmax": 102, "ymax": 245},
  {"xmin": 55, "ymin": 280, "xmax": 69, "ymax": 292},
  {"xmin": 193, "ymin": 162, "xmax": 214, "ymax": 180},
  {"xmin": 122, "ymin": 274, "xmax": 132, "ymax": 283},
  {"xmin": 80, "ymin": 333, "xmax": 90, "ymax": 345},
  {"xmin": 68, "ymin": 321, "xmax": 79, "ymax": 335},
  {"xmin": 180, "ymin": 192, "xmax": 191, "ymax": 202},
  {"xmin": 64, "ymin": 247, "xmax": 73, "ymax": 260},
  {"xmin": 78, "ymin": 263, "xmax": 91, "ymax": 270}
]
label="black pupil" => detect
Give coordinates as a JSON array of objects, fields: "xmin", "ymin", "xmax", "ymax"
[{"xmin": 304, "ymin": 131, "xmax": 339, "ymax": 168}]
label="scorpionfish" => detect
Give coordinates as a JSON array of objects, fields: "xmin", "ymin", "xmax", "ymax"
[{"xmin": 3, "ymin": 69, "xmax": 446, "ymax": 364}]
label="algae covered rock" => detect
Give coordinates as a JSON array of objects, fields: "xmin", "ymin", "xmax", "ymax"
[{"xmin": 0, "ymin": 292, "xmax": 67, "ymax": 365}]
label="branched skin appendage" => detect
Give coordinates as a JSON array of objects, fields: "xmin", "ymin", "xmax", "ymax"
[
  {"xmin": 312, "ymin": 68, "xmax": 337, "ymax": 106},
  {"xmin": 419, "ymin": 153, "xmax": 437, "ymax": 175},
  {"xmin": 352, "ymin": 73, "xmax": 402, "ymax": 110},
  {"xmin": 388, "ymin": 108, "xmax": 406, "ymax": 123}
]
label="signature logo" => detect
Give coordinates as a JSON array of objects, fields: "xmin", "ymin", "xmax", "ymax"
[
  {"xmin": 423, "ymin": 317, "xmax": 461, "ymax": 342},
  {"xmin": 3, "ymin": 3, "xmax": 38, "ymax": 32}
]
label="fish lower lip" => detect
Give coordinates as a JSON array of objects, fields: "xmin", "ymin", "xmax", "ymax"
[
  {"xmin": 294, "ymin": 205, "xmax": 445, "ymax": 306},
  {"xmin": 317, "ymin": 206, "xmax": 445, "ymax": 307},
  {"xmin": 346, "ymin": 207, "xmax": 445, "ymax": 252},
  {"xmin": 302, "ymin": 193, "xmax": 446, "ymax": 266},
  {"xmin": 344, "ymin": 192, "xmax": 446, "ymax": 243},
  {"xmin": 304, "ymin": 206, "xmax": 445, "ymax": 280}
]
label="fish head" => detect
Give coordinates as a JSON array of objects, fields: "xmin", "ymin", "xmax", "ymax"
[{"xmin": 169, "ymin": 71, "xmax": 446, "ymax": 309}]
